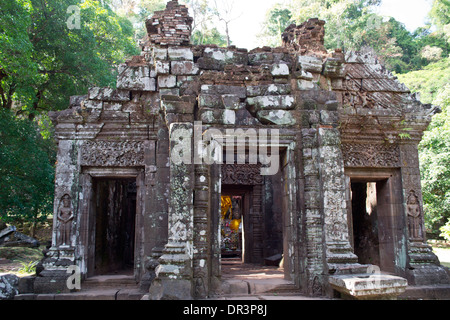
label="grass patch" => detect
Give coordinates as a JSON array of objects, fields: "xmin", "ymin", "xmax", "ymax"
[
  {"xmin": 0, "ymin": 246, "xmax": 44, "ymax": 262},
  {"xmin": 0, "ymin": 246, "xmax": 44, "ymax": 276}
]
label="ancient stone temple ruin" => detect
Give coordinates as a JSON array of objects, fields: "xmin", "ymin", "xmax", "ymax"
[{"xmin": 36, "ymin": 0, "xmax": 449, "ymax": 299}]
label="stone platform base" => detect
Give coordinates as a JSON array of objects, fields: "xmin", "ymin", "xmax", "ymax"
[{"xmin": 329, "ymin": 273, "xmax": 408, "ymax": 300}]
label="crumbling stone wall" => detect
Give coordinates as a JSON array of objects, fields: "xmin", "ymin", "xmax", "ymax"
[{"xmin": 41, "ymin": 0, "xmax": 448, "ymax": 299}]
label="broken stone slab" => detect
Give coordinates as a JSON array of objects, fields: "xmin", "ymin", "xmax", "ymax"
[
  {"xmin": 0, "ymin": 225, "xmax": 15, "ymax": 239},
  {"xmin": 329, "ymin": 273, "xmax": 408, "ymax": 300},
  {"xmin": 297, "ymin": 56, "xmax": 323, "ymax": 73},
  {"xmin": 0, "ymin": 274, "xmax": 19, "ymax": 300},
  {"xmin": 256, "ymin": 110, "xmax": 296, "ymax": 126},
  {"xmin": 152, "ymin": 47, "xmax": 168, "ymax": 60},
  {"xmin": 0, "ymin": 226, "xmax": 40, "ymax": 248}
]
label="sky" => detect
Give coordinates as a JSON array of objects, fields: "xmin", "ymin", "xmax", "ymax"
[{"xmin": 221, "ymin": 0, "xmax": 435, "ymax": 50}]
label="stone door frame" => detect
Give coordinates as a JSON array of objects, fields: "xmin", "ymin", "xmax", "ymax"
[
  {"xmin": 77, "ymin": 167, "xmax": 146, "ymax": 281},
  {"xmin": 208, "ymin": 142, "xmax": 299, "ymax": 286},
  {"xmin": 344, "ymin": 168, "xmax": 407, "ymax": 276}
]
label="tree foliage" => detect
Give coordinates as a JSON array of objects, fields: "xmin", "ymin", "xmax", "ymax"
[
  {"xmin": 258, "ymin": 4, "xmax": 293, "ymax": 47},
  {"xmin": 0, "ymin": 0, "xmax": 139, "ymax": 118},
  {"xmin": 0, "ymin": 109, "xmax": 55, "ymax": 229},
  {"xmin": 0, "ymin": 0, "xmax": 140, "ymax": 227},
  {"xmin": 398, "ymin": 58, "xmax": 450, "ymax": 238}
]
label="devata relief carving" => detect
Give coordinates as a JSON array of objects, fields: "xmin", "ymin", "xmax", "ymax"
[
  {"xmin": 80, "ymin": 140, "xmax": 145, "ymax": 166},
  {"xmin": 57, "ymin": 194, "xmax": 74, "ymax": 247},
  {"xmin": 407, "ymin": 190, "xmax": 423, "ymax": 240},
  {"xmin": 342, "ymin": 143, "xmax": 400, "ymax": 168}
]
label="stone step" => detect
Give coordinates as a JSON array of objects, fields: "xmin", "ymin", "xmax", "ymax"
[
  {"xmin": 15, "ymin": 288, "xmax": 145, "ymax": 300},
  {"xmin": 221, "ymin": 279, "xmax": 299, "ymax": 296},
  {"xmin": 81, "ymin": 275, "xmax": 138, "ymax": 289}
]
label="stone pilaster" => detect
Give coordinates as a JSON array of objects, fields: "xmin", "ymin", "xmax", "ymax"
[
  {"xmin": 400, "ymin": 143, "xmax": 450, "ymax": 285},
  {"xmin": 149, "ymin": 122, "xmax": 195, "ymax": 300},
  {"xmin": 193, "ymin": 164, "xmax": 210, "ymax": 298}
]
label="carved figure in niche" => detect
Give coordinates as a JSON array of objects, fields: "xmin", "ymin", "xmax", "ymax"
[
  {"xmin": 57, "ymin": 194, "xmax": 74, "ymax": 247},
  {"xmin": 407, "ymin": 190, "xmax": 423, "ymax": 240},
  {"xmin": 231, "ymin": 197, "xmax": 241, "ymax": 220}
]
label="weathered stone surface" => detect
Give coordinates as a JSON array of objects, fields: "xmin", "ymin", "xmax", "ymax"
[
  {"xmin": 198, "ymin": 47, "xmax": 248, "ymax": 71},
  {"xmin": 329, "ymin": 273, "xmax": 408, "ymax": 300},
  {"xmin": 256, "ymin": 110, "xmax": 296, "ymax": 125},
  {"xmin": 0, "ymin": 274, "xmax": 19, "ymax": 300},
  {"xmin": 200, "ymin": 109, "xmax": 236, "ymax": 125},
  {"xmin": 0, "ymin": 226, "xmax": 40, "ymax": 248},
  {"xmin": 171, "ymin": 61, "xmax": 199, "ymax": 75},
  {"xmin": 158, "ymin": 75, "xmax": 177, "ymax": 88},
  {"xmin": 246, "ymin": 84, "xmax": 291, "ymax": 97},
  {"xmin": 297, "ymin": 56, "xmax": 323, "ymax": 73},
  {"xmin": 201, "ymin": 84, "xmax": 246, "ymax": 99},
  {"xmin": 88, "ymin": 87, "xmax": 130, "ymax": 102},
  {"xmin": 168, "ymin": 47, "xmax": 194, "ymax": 61},
  {"xmin": 117, "ymin": 66, "xmax": 155, "ymax": 91},
  {"xmin": 247, "ymin": 95, "xmax": 295, "ymax": 111}
]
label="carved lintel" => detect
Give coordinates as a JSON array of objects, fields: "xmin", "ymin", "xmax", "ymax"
[
  {"xmin": 221, "ymin": 164, "xmax": 264, "ymax": 185},
  {"xmin": 342, "ymin": 143, "xmax": 400, "ymax": 168},
  {"xmin": 80, "ymin": 140, "xmax": 145, "ymax": 167}
]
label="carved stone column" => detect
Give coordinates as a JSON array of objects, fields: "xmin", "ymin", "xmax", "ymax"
[
  {"xmin": 193, "ymin": 164, "xmax": 210, "ymax": 298},
  {"xmin": 149, "ymin": 122, "xmax": 195, "ymax": 300},
  {"xmin": 317, "ymin": 127, "xmax": 358, "ymax": 294}
]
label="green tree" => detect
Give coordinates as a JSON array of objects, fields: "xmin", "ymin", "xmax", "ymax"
[
  {"xmin": 258, "ymin": 4, "xmax": 293, "ymax": 47},
  {"xmin": 398, "ymin": 58, "xmax": 450, "ymax": 238},
  {"xmin": 0, "ymin": 0, "xmax": 139, "ymax": 118},
  {"xmin": 191, "ymin": 27, "xmax": 228, "ymax": 46},
  {"xmin": 0, "ymin": 109, "xmax": 56, "ymax": 236}
]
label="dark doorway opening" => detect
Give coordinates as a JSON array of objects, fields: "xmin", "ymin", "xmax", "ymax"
[
  {"xmin": 351, "ymin": 182, "xmax": 380, "ymax": 267},
  {"xmin": 349, "ymin": 178, "xmax": 396, "ymax": 273},
  {"xmin": 93, "ymin": 178, "xmax": 137, "ymax": 275}
]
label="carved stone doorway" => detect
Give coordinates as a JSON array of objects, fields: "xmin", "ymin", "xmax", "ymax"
[
  {"xmin": 79, "ymin": 168, "xmax": 145, "ymax": 281},
  {"xmin": 346, "ymin": 169, "xmax": 405, "ymax": 275},
  {"xmin": 219, "ymin": 164, "xmax": 286, "ymax": 278},
  {"xmin": 92, "ymin": 178, "xmax": 137, "ymax": 276}
]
